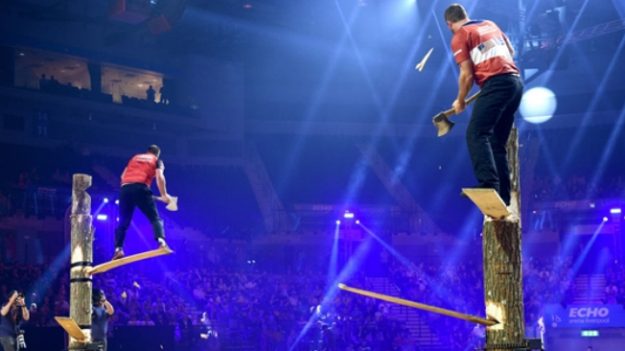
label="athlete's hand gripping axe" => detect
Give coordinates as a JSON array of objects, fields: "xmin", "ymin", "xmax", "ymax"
[{"xmin": 432, "ymin": 91, "xmax": 480, "ymax": 137}]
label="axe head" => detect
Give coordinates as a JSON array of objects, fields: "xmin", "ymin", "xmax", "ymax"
[{"xmin": 432, "ymin": 112, "xmax": 455, "ymax": 137}]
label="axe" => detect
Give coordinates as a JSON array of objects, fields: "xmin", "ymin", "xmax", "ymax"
[{"xmin": 432, "ymin": 91, "xmax": 480, "ymax": 137}]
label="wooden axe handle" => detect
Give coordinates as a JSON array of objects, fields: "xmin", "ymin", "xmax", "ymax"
[{"xmin": 442, "ymin": 91, "xmax": 481, "ymax": 117}]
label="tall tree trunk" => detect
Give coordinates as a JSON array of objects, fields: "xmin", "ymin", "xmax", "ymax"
[
  {"xmin": 69, "ymin": 174, "xmax": 94, "ymax": 349},
  {"xmin": 483, "ymin": 128, "xmax": 526, "ymax": 350}
]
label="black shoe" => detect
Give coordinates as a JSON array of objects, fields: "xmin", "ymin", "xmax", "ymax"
[
  {"xmin": 112, "ymin": 248, "xmax": 125, "ymax": 260},
  {"xmin": 158, "ymin": 238, "xmax": 169, "ymax": 250}
]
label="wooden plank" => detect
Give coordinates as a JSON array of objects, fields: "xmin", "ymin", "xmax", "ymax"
[
  {"xmin": 462, "ymin": 188, "xmax": 510, "ymax": 219},
  {"xmin": 54, "ymin": 316, "xmax": 87, "ymax": 341},
  {"xmin": 88, "ymin": 246, "xmax": 173, "ymax": 275},
  {"xmin": 338, "ymin": 283, "xmax": 498, "ymax": 326}
]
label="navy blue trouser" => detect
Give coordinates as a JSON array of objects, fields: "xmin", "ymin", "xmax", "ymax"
[
  {"xmin": 114, "ymin": 183, "xmax": 165, "ymax": 248},
  {"xmin": 466, "ymin": 73, "xmax": 523, "ymax": 206}
]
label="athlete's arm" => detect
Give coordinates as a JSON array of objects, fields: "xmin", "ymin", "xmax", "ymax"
[
  {"xmin": 453, "ymin": 60, "xmax": 474, "ymax": 114},
  {"xmin": 155, "ymin": 161, "xmax": 170, "ymax": 203}
]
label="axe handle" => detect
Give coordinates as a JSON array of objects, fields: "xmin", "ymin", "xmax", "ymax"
[{"xmin": 442, "ymin": 91, "xmax": 481, "ymax": 117}]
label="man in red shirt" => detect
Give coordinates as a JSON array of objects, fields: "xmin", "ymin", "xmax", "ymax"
[
  {"xmin": 445, "ymin": 4, "xmax": 524, "ymax": 206},
  {"xmin": 113, "ymin": 145, "xmax": 172, "ymax": 260}
]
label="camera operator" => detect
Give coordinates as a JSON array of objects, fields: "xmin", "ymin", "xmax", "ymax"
[
  {"xmin": 0, "ymin": 291, "xmax": 30, "ymax": 351},
  {"xmin": 92, "ymin": 289, "xmax": 114, "ymax": 351}
]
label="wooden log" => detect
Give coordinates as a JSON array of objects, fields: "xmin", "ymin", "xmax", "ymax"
[
  {"xmin": 69, "ymin": 174, "xmax": 94, "ymax": 350},
  {"xmin": 482, "ymin": 127, "xmax": 526, "ymax": 350},
  {"xmin": 483, "ymin": 218, "xmax": 524, "ymax": 349}
]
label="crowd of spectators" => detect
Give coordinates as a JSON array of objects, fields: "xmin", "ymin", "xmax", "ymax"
[
  {"xmin": 2, "ymin": 261, "xmax": 413, "ymax": 350},
  {"xmin": 2, "ymin": 144, "xmax": 624, "ymax": 350},
  {"xmin": 384, "ymin": 253, "xmax": 625, "ymax": 350},
  {"xmin": 387, "ymin": 258, "xmax": 485, "ymax": 350},
  {"xmin": 35, "ymin": 73, "xmax": 194, "ymax": 116},
  {"xmin": 4, "ymin": 237, "xmax": 625, "ymax": 351},
  {"xmin": 604, "ymin": 260, "xmax": 625, "ymax": 305},
  {"xmin": 4, "ymin": 151, "xmax": 623, "ymax": 228},
  {"xmin": 38, "ymin": 74, "xmax": 87, "ymax": 100},
  {"xmin": 0, "ymin": 145, "xmax": 261, "ymax": 239},
  {"xmin": 530, "ymin": 174, "xmax": 625, "ymax": 202},
  {"xmin": 0, "ymin": 167, "xmax": 73, "ymax": 219}
]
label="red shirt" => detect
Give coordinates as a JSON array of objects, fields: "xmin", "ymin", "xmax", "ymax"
[
  {"xmin": 451, "ymin": 20, "xmax": 519, "ymax": 87},
  {"xmin": 121, "ymin": 153, "xmax": 162, "ymax": 186}
]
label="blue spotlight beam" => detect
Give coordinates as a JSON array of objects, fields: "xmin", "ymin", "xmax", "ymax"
[
  {"xmin": 326, "ymin": 224, "xmax": 340, "ymax": 288},
  {"xmin": 534, "ymin": 127, "xmax": 563, "ymax": 186},
  {"xmin": 336, "ymin": 0, "xmax": 464, "ymax": 206},
  {"xmin": 560, "ymin": 31, "xmax": 625, "ymax": 175},
  {"xmin": 93, "ymin": 200, "xmax": 107, "ymax": 216},
  {"xmin": 564, "ymin": 221, "xmax": 606, "ymax": 286},
  {"xmin": 27, "ymin": 244, "xmax": 71, "ymax": 305},
  {"xmin": 578, "ymin": 35, "xmax": 625, "ymax": 198},
  {"xmin": 358, "ymin": 222, "xmax": 464, "ymax": 307},
  {"xmin": 549, "ymin": 220, "xmax": 607, "ymax": 305},
  {"xmin": 289, "ymin": 236, "xmax": 374, "ymax": 351},
  {"xmin": 123, "ymin": 222, "xmax": 202, "ymax": 314},
  {"xmin": 334, "ymin": 0, "xmax": 393, "ymax": 205},
  {"xmin": 276, "ymin": 3, "xmax": 362, "ymax": 193}
]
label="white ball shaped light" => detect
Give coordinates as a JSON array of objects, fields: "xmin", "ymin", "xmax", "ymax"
[{"xmin": 520, "ymin": 87, "xmax": 557, "ymax": 124}]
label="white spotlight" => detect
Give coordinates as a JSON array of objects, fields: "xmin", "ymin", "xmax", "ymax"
[{"xmin": 520, "ymin": 87, "xmax": 557, "ymax": 124}]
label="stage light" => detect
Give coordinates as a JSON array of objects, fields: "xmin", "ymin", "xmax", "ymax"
[
  {"xmin": 343, "ymin": 211, "xmax": 355, "ymax": 219},
  {"xmin": 602, "ymin": 216, "xmax": 608, "ymax": 222},
  {"xmin": 96, "ymin": 214, "xmax": 108, "ymax": 221},
  {"xmin": 355, "ymin": 220, "xmax": 360, "ymax": 225},
  {"xmin": 336, "ymin": 220, "xmax": 341, "ymax": 225},
  {"xmin": 103, "ymin": 197, "xmax": 109, "ymax": 203},
  {"xmin": 115, "ymin": 199, "xmax": 119, "ymax": 205},
  {"xmin": 581, "ymin": 330, "xmax": 599, "ymax": 337},
  {"xmin": 520, "ymin": 87, "xmax": 557, "ymax": 124},
  {"xmin": 610, "ymin": 208, "xmax": 622, "ymax": 214}
]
